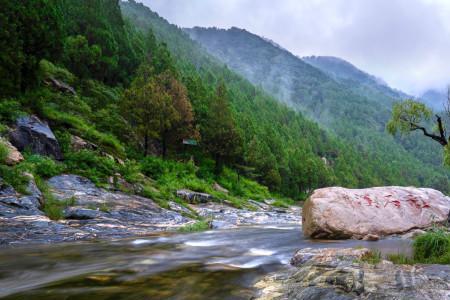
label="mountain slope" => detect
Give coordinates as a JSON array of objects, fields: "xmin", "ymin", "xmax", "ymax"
[
  {"xmin": 183, "ymin": 26, "xmax": 449, "ymax": 191},
  {"xmin": 303, "ymin": 56, "xmax": 408, "ymax": 108},
  {"xmin": 421, "ymin": 89, "xmax": 448, "ymax": 111}
]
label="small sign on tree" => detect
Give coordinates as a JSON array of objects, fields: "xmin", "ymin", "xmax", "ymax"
[{"xmin": 183, "ymin": 139, "xmax": 198, "ymax": 146}]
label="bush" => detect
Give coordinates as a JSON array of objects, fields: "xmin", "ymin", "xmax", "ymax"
[
  {"xmin": 387, "ymin": 253, "xmax": 414, "ymax": 265},
  {"xmin": 359, "ymin": 250, "xmax": 382, "ymax": 264},
  {"xmin": 64, "ymin": 150, "xmax": 119, "ymax": 185},
  {"xmin": 0, "ymin": 165, "xmax": 29, "ymax": 194},
  {"xmin": 35, "ymin": 175, "xmax": 75, "ymax": 220},
  {"xmin": 0, "ymin": 100, "xmax": 24, "ymax": 123},
  {"xmin": 413, "ymin": 229, "xmax": 450, "ymax": 263},
  {"xmin": 18, "ymin": 154, "xmax": 64, "ymax": 178},
  {"xmin": 178, "ymin": 220, "xmax": 211, "ymax": 233},
  {"xmin": 42, "ymin": 106, "xmax": 125, "ymax": 157},
  {"xmin": 0, "ymin": 140, "xmax": 9, "ymax": 164}
]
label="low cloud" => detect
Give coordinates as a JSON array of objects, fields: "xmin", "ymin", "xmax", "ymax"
[{"xmin": 140, "ymin": 0, "xmax": 450, "ymax": 95}]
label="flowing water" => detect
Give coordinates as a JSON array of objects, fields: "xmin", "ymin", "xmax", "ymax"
[{"xmin": 0, "ymin": 224, "xmax": 411, "ymax": 299}]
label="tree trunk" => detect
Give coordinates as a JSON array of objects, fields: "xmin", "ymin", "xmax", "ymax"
[
  {"xmin": 162, "ymin": 130, "xmax": 168, "ymax": 159},
  {"xmin": 214, "ymin": 154, "xmax": 223, "ymax": 175},
  {"xmin": 144, "ymin": 133, "xmax": 149, "ymax": 157}
]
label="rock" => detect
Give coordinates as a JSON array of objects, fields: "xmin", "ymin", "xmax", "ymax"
[
  {"xmin": 212, "ymin": 182, "xmax": 229, "ymax": 194},
  {"xmin": 264, "ymin": 199, "xmax": 276, "ymax": 205},
  {"xmin": 47, "ymin": 175, "xmax": 192, "ymax": 238},
  {"xmin": 64, "ymin": 207, "xmax": 102, "ymax": 220},
  {"xmin": 362, "ymin": 234, "xmax": 379, "ymax": 241},
  {"xmin": 46, "ymin": 77, "xmax": 76, "ymax": 95},
  {"xmin": 248, "ymin": 199, "xmax": 272, "ymax": 211},
  {"xmin": 1, "ymin": 138, "xmax": 23, "ymax": 165},
  {"xmin": 70, "ymin": 135, "xmax": 97, "ymax": 152},
  {"xmin": 210, "ymin": 220, "xmax": 237, "ymax": 229},
  {"xmin": 303, "ymin": 186, "xmax": 450, "ymax": 239},
  {"xmin": 9, "ymin": 115, "xmax": 63, "ymax": 160},
  {"xmin": 176, "ymin": 189, "xmax": 213, "ymax": 203},
  {"xmin": 256, "ymin": 247, "xmax": 450, "ymax": 300},
  {"xmin": 168, "ymin": 201, "xmax": 192, "ymax": 215},
  {"xmin": 401, "ymin": 229, "xmax": 427, "ymax": 239},
  {"xmin": 290, "ymin": 247, "xmax": 370, "ymax": 267},
  {"xmin": 191, "ymin": 202, "xmax": 301, "ymax": 226}
]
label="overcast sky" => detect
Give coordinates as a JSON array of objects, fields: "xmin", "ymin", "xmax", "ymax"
[{"xmin": 139, "ymin": 0, "xmax": 450, "ymax": 96}]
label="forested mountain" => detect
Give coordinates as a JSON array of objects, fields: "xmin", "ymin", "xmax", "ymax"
[
  {"xmin": 0, "ymin": 0, "xmax": 448, "ymax": 218},
  {"xmin": 420, "ymin": 89, "xmax": 448, "ymax": 112},
  {"xmin": 303, "ymin": 56, "xmax": 408, "ymax": 108},
  {"xmin": 185, "ymin": 27, "xmax": 449, "ymax": 191}
]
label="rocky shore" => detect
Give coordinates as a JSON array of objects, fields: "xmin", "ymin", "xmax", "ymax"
[
  {"xmin": 0, "ymin": 174, "xmax": 301, "ymax": 246},
  {"xmin": 255, "ymin": 247, "xmax": 450, "ymax": 300}
]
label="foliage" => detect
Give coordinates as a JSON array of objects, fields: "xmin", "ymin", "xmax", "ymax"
[
  {"xmin": 178, "ymin": 220, "xmax": 211, "ymax": 232},
  {"xmin": 64, "ymin": 150, "xmax": 119, "ymax": 186},
  {"xmin": 413, "ymin": 229, "xmax": 450, "ymax": 263},
  {"xmin": 387, "ymin": 253, "xmax": 415, "ymax": 265},
  {"xmin": 0, "ymin": 165, "xmax": 29, "ymax": 194},
  {"xmin": 17, "ymin": 154, "xmax": 64, "ymax": 179},
  {"xmin": 0, "ymin": 139, "xmax": 9, "ymax": 164},
  {"xmin": 387, "ymin": 100, "xmax": 433, "ymax": 135},
  {"xmin": 0, "ymin": 0, "xmax": 63, "ymax": 96},
  {"xmin": 202, "ymin": 82, "xmax": 242, "ymax": 174},
  {"xmin": 358, "ymin": 250, "xmax": 382, "ymax": 264},
  {"xmin": 35, "ymin": 175, "xmax": 75, "ymax": 220}
]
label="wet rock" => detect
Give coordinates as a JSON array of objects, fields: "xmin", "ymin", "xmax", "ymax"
[
  {"xmin": 303, "ymin": 186, "xmax": 450, "ymax": 239},
  {"xmin": 168, "ymin": 201, "xmax": 192, "ymax": 215},
  {"xmin": 212, "ymin": 182, "xmax": 229, "ymax": 194},
  {"xmin": 191, "ymin": 202, "xmax": 301, "ymax": 226},
  {"xmin": 1, "ymin": 138, "xmax": 23, "ymax": 165},
  {"xmin": 248, "ymin": 199, "xmax": 272, "ymax": 211},
  {"xmin": 210, "ymin": 220, "xmax": 237, "ymax": 229},
  {"xmin": 401, "ymin": 229, "xmax": 427, "ymax": 239},
  {"xmin": 362, "ymin": 234, "xmax": 380, "ymax": 241},
  {"xmin": 64, "ymin": 207, "xmax": 102, "ymax": 220},
  {"xmin": 255, "ymin": 247, "xmax": 450, "ymax": 300},
  {"xmin": 176, "ymin": 189, "xmax": 213, "ymax": 203},
  {"xmin": 46, "ymin": 77, "xmax": 76, "ymax": 95},
  {"xmin": 9, "ymin": 115, "xmax": 62, "ymax": 160},
  {"xmin": 47, "ymin": 175, "xmax": 192, "ymax": 238},
  {"xmin": 70, "ymin": 135, "xmax": 97, "ymax": 152}
]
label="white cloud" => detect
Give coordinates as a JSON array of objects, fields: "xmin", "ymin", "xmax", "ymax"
[{"xmin": 139, "ymin": 0, "xmax": 450, "ymax": 95}]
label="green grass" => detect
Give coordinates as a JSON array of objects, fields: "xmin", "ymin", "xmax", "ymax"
[
  {"xmin": 358, "ymin": 250, "xmax": 382, "ymax": 264},
  {"xmin": 413, "ymin": 228, "xmax": 450, "ymax": 264},
  {"xmin": 178, "ymin": 220, "xmax": 211, "ymax": 233},
  {"xmin": 35, "ymin": 175, "xmax": 76, "ymax": 220},
  {"xmin": 387, "ymin": 253, "xmax": 415, "ymax": 265}
]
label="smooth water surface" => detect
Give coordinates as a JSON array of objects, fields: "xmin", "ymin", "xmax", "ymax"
[{"xmin": 0, "ymin": 224, "xmax": 411, "ymax": 299}]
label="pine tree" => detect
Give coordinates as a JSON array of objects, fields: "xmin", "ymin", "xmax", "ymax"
[{"xmin": 203, "ymin": 82, "xmax": 242, "ymax": 174}]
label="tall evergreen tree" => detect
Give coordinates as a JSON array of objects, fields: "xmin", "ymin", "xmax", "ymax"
[{"xmin": 203, "ymin": 82, "xmax": 242, "ymax": 174}]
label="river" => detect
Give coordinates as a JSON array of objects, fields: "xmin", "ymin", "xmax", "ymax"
[{"xmin": 0, "ymin": 224, "xmax": 411, "ymax": 299}]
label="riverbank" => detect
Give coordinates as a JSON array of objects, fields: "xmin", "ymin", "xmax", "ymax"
[
  {"xmin": 255, "ymin": 246, "xmax": 450, "ymax": 300},
  {"xmin": 0, "ymin": 174, "xmax": 301, "ymax": 246}
]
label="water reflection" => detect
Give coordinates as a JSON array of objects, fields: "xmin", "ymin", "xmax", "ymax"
[{"xmin": 0, "ymin": 225, "xmax": 411, "ymax": 299}]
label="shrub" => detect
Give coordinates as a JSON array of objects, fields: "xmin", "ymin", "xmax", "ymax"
[
  {"xmin": 64, "ymin": 150, "xmax": 119, "ymax": 185},
  {"xmin": 35, "ymin": 175, "xmax": 76, "ymax": 220},
  {"xmin": 18, "ymin": 154, "xmax": 64, "ymax": 178},
  {"xmin": 413, "ymin": 229, "xmax": 450, "ymax": 263},
  {"xmin": 387, "ymin": 253, "xmax": 414, "ymax": 265},
  {"xmin": 0, "ymin": 165, "xmax": 29, "ymax": 194},
  {"xmin": 0, "ymin": 100, "xmax": 24, "ymax": 123},
  {"xmin": 359, "ymin": 250, "xmax": 382, "ymax": 264},
  {"xmin": 42, "ymin": 106, "xmax": 125, "ymax": 157},
  {"xmin": 178, "ymin": 220, "xmax": 211, "ymax": 233},
  {"xmin": 0, "ymin": 140, "xmax": 10, "ymax": 164}
]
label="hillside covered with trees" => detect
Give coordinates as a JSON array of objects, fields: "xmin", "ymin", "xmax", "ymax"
[
  {"xmin": 0, "ymin": 0, "xmax": 448, "ymax": 225},
  {"xmin": 185, "ymin": 26, "xmax": 450, "ymax": 192}
]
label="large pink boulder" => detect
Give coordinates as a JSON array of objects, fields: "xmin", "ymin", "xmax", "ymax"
[{"xmin": 303, "ymin": 186, "xmax": 450, "ymax": 239}]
